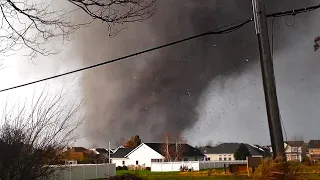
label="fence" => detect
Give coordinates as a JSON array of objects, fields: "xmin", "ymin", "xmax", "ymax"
[
  {"xmin": 151, "ymin": 160, "xmax": 247, "ymax": 172},
  {"xmin": 199, "ymin": 160, "xmax": 246, "ymax": 170},
  {"xmin": 50, "ymin": 163, "xmax": 116, "ymax": 180}
]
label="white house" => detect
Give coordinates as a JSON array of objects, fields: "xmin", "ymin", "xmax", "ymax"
[
  {"xmin": 200, "ymin": 143, "xmax": 265, "ymax": 161},
  {"xmin": 110, "ymin": 143, "xmax": 205, "ymax": 167},
  {"xmin": 110, "ymin": 147, "xmax": 135, "ymax": 166},
  {"xmin": 284, "ymin": 141, "xmax": 306, "ymax": 162}
]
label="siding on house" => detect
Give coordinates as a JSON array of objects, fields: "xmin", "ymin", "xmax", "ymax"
[
  {"xmin": 111, "ymin": 143, "xmax": 204, "ymax": 167},
  {"xmin": 284, "ymin": 141, "xmax": 306, "ymax": 162},
  {"xmin": 110, "ymin": 147, "xmax": 134, "ymax": 166},
  {"xmin": 126, "ymin": 143, "xmax": 164, "ymax": 167},
  {"xmin": 308, "ymin": 140, "xmax": 320, "ymax": 162},
  {"xmin": 205, "ymin": 154, "xmax": 234, "ymax": 161},
  {"xmin": 200, "ymin": 143, "xmax": 265, "ymax": 161}
]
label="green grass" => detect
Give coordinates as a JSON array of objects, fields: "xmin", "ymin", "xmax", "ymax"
[
  {"xmin": 116, "ymin": 170, "xmax": 179, "ymax": 176},
  {"xmin": 115, "ymin": 170, "xmax": 250, "ymax": 180}
]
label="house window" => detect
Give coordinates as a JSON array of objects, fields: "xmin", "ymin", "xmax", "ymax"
[
  {"xmin": 151, "ymin": 159, "xmax": 162, "ymax": 163},
  {"xmin": 229, "ymin": 157, "xmax": 231, "ymax": 161},
  {"xmin": 219, "ymin": 157, "xmax": 222, "ymax": 161},
  {"xmin": 224, "ymin": 157, "xmax": 226, "ymax": 161},
  {"xmin": 136, "ymin": 161, "xmax": 139, "ymax": 165},
  {"xmin": 122, "ymin": 161, "xmax": 125, "ymax": 165},
  {"xmin": 293, "ymin": 147, "xmax": 298, "ymax": 152},
  {"xmin": 206, "ymin": 157, "xmax": 211, "ymax": 161}
]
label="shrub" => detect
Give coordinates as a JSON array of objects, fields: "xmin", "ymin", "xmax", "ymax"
[
  {"xmin": 116, "ymin": 166, "xmax": 123, "ymax": 170},
  {"xmin": 145, "ymin": 167, "xmax": 151, "ymax": 171},
  {"xmin": 252, "ymin": 157, "xmax": 307, "ymax": 180},
  {"xmin": 122, "ymin": 165, "xmax": 128, "ymax": 170}
]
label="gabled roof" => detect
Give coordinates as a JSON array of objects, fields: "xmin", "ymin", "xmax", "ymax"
[
  {"xmin": 285, "ymin": 141, "xmax": 305, "ymax": 147},
  {"xmin": 200, "ymin": 143, "xmax": 265, "ymax": 156},
  {"xmin": 126, "ymin": 143, "xmax": 204, "ymax": 158},
  {"xmin": 309, "ymin": 140, "xmax": 320, "ymax": 149},
  {"xmin": 110, "ymin": 148, "xmax": 134, "ymax": 158}
]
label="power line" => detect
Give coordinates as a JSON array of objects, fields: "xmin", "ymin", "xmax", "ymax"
[
  {"xmin": 0, "ymin": 3, "xmax": 320, "ymax": 93},
  {"xmin": 0, "ymin": 19, "xmax": 252, "ymax": 93}
]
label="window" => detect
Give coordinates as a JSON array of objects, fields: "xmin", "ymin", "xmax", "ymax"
[
  {"xmin": 219, "ymin": 157, "xmax": 222, "ymax": 161},
  {"xmin": 224, "ymin": 157, "xmax": 226, "ymax": 161},
  {"xmin": 229, "ymin": 157, "xmax": 231, "ymax": 161},
  {"xmin": 136, "ymin": 161, "xmax": 139, "ymax": 165},
  {"xmin": 122, "ymin": 161, "xmax": 125, "ymax": 165},
  {"xmin": 151, "ymin": 159, "xmax": 162, "ymax": 163},
  {"xmin": 293, "ymin": 147, "xmax": 298, "ymax": 152},
  {"xmin": 206, "ymin": 157, "xmax": 211, "ymax": 161}
]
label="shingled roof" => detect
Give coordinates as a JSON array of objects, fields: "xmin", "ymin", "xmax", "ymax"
[
  {"xmin": 95, "ymin": 148, "xmax": 109, "ymax": 154},
  {"xmin": 73, "ymin": 147, "xmax": 88, "ymax": 152},
  {"xmin": 200, "ymin": 143, "xmax": 265, "ymax": 156},
  {"xmin": 309, "ymin": 140, "xmax": 320, "ymax": 149},
  {"xmin": 144, "ymin": 143, "xmax": 204, "ymax": 157},
  {"xmin": 285, "ymin": 141, "xmax": 305, "ymax": 147},
  {"xmin": 111, "ymin": 148, "xmax": 134, "ymax": 158}
]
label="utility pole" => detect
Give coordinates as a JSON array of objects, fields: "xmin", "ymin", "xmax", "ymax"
[{"xmin": 251, "ymin": 0, "xmax": 285, "ymax": 159}]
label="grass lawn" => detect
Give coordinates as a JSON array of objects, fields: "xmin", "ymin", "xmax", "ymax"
[{"xmin": 115, "ymin": 170, "xmax": 250, "ymax": 180}]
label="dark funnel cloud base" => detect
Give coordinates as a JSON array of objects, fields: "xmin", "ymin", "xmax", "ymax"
[{"xmin": 77, "ymin": 0, "xmax": 316, "ymax": 146}]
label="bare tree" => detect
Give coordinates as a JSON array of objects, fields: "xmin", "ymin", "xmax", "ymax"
[
  {"xmin": 0, "ymin": 90, "xmax": 82, "ymax": 180},
  {"xmin": 161, "ymin": 132, "xmax": 173, "ymax": 162},
  {"xmin": 161, "ymin": 132, "xmax": 186, "ymax": 162},
  {"xmin": 0, "ymin": 0, "xmax": 157, "ymax": 58},
  {"xmin": 172, "ymin": 133, "xmax": 186, "ymax": 161},
  {"xmin": 115, "ymin": 136, "xmax": 127, "ymax": 147}
]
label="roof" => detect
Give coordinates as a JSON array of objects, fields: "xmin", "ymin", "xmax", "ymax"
[
  {"xmin": 309, "ymin": 140, "xmax": 320, "ymax": 149},
  {"xmin": 95, "ymin": 148, "xmax": 109, "ymax": 154},
  {"xmin": 200, "ymin": 143, "xmax": 264, "ymax": 156},
  {"xmin": 73, "ymin": 147, "xmax": 88, "ymax": 152},
  {"xmin": 285, "ymin": 141, "xmax": 305, "ymax": 147},
  {"xmin": 143, "ymin": 143, "xmax": 205, "ymax": 157},
  {"xmin": 110, "ymin": 148, "xmax": 134, "ymax": 158}
]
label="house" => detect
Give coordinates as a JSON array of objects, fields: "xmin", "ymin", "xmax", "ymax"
[
  {"xmin": 90, "ymin": 148, "xmax": 113, "ymax": 163},
  {"xmin": 200, "ymin": 143, "xmax": 265, "ymax": 161},
  {"xmin": 284, "ymin": 141, "xmax": 307, "ymax": 162},
  {"xmin": 110, "ymin": 143, "xmax": 204, "ymax": 167},
  {"xmin": 65, "ymin": 147, "xmax": 88, "ymax": 161},
  {"xmin": 308, "ymin": 140, "xmax": 320, "ymax": 163},
  {"xmin": 110, "ymin": 147, "xmax": 135, "ymax": 166}
]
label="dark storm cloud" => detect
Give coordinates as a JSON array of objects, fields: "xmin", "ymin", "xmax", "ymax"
[{"xmin": 74, "ymin": 0, "xmax": 317, "ymax": 146}]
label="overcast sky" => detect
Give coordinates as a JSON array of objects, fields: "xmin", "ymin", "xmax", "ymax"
[{"xmin": 0, "ymin": 1, "xmax": 319, "ymax": 148}]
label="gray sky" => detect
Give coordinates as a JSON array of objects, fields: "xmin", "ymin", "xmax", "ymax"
[{"xmin": 0, "ymin": 0, "xmax": 319, "ymax": 148}]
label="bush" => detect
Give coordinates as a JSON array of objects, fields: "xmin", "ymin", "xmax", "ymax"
[
  {"xmin": 109, "ymin": 173, "xmax": 142, "ymax": 180},
  {"xmin": 145, "ymin": 167, "xmax": 151, "ymax": 171},
  {"xmin": 116, "ymin": 166, "xmax": 123, "ymax": 170},
  {"xmin": 252, "ymin": 157, "xmax": 307, "ymax": 180},
  {"xmin": 122, "ymin": 165, "xmax": 128, "ymax": 170}
]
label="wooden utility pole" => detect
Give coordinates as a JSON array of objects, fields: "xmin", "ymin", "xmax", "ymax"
[{"xmin": 251, "ymin": 0, "xmax": 286, "ymax": 159}]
